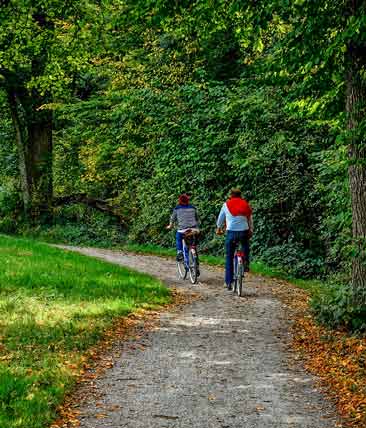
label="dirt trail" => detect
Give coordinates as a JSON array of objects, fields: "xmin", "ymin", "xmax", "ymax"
[{"xmin": 60, "ymin": 246, "xmax": 340, "ymax": 428}]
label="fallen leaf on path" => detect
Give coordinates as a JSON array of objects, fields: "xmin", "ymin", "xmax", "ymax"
[
  {"xmin": 95, "ymin": 413, "xmax": 108, "ymax": 419},
  {"xmin": 106, "ymin": 404, "xmax": 121, "ymax": 411}
]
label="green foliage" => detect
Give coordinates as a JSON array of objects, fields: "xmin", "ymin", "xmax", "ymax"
[
  {"xmin": 315, "ymin": 145, "xmax": 353, "ymax": 273},
  {"xmin": 0, "ymin": 1, "xmax": 104, "ymax": 97},
  {"xmin": 0, "ymin": 102, "xmax": 16, "ymax": 179},
  {"xmin": 0, "ymin": 93, "xmax": 21, "ymax": 231},
  {"xmin": 0, "ymin": 235, "xmax": 170, "ymax": 428},
  {"xmin": 21, "ymin": 205, "xmax": 125, "ymax": 247},
  {"xmin": 311, "ymin": 284, "xmax": 366, "ymax": 333},
  {"xmin": 54, "ymin": 81, "xmax": 335, "ymax": 277},
  {"xmin": 259, "ymin": 243, "xmax": 325, "ymax": 279},
  {"xmin": 0, "ymin": 186, "xmax": 20, "ymax": 234}
]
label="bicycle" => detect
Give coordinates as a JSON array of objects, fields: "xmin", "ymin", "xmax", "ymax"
[
  {"xmin": 176, "ymin": 229, "xmax": 200, "ymax": 284},
  {"xmin": 233, "ymin": 245, "xmax": 245, "ymax": 297}
]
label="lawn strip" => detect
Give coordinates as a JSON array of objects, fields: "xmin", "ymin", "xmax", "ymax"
[{"xmin": 0, "ymin": 235, "xmax": 171, "ymax": 428}]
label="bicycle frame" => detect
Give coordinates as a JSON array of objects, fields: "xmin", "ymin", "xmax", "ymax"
[
  {"xmin": 177, "ymin": 231, "xmax": 200, "ymax": 284},
  {"xmin": 182, "ymin": 238, "xmax": 197, "ymax": 267},
  {"xmin": 234, "ymin": 250, "xmax": 245, "ymax": 266}
]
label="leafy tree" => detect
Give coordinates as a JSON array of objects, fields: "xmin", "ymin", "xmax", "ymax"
[{"xmin": 0, "ymin": 0, "xmax": 102, "ymax": 217}]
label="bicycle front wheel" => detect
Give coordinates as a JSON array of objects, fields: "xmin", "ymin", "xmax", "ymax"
[
  {"xmin": 177, "ymin": 259, "xmax": 187, "ymax": 280},
  {"xmin": 188, "ymin": 250, "xmax": 198, "ymax": 284}
]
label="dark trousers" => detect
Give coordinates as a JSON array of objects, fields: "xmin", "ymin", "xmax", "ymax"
[
  {"xmin": 225, "ymin": 230, "xmax": 250, "ymax": 285},
  {"xmin": 176, "ymin": 231, "xmax": 189, "ymax": 263}
]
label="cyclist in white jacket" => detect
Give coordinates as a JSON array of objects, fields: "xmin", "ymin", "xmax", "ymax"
[{"xmin": 216, "ymin": 188, "xmax": 253, "ymax": 289}]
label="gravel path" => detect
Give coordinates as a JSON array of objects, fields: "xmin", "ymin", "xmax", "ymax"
[{"xmin": 61, "ymin": 246, "xmax": 340, "ymax": 428}]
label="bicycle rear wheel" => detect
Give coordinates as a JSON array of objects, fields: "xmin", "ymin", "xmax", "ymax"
[
  {"xmin": 233, "ymin": 254, "xmax": 238, "ymax": 293},
  {"xmin": 237, "ymin": 263, "xmax": 244, "ymax": 296},
  {"xmin": 188, "ymin": 249, "xmax": 198, "ymax": 284}
]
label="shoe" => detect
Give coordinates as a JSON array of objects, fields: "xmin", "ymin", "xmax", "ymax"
[
  {"xmin": 176, "ymin": 252, "xmax": 184, "ymax": 262},
  {"xmin": 225, "ymin": 283, "xmax": 232, "ymax": 290}
]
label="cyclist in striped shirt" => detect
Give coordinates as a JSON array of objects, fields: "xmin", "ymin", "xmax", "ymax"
[{"xmin": 167, "ymin": 193, "xmax": 200, "ymax": 262}]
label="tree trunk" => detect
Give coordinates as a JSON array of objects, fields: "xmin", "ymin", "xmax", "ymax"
[
  {"xmin": 25, "ymin": 10, "xmax": 54, "ymax": 219},
  {"xmin": 27, "ymin": 109, "xmax": 53, "ymax": 218},
  {"xmin": 346, "ymin": 39, "xmax": 366, "ymax": 299},
  {"xmin": 6, "ymin": 88, "xmax": 53, "ymax": 218}
]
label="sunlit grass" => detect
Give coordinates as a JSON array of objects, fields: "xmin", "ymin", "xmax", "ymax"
[{"xmin": 0, "ymin": 235, "xmax": 170, "ymax": 428}]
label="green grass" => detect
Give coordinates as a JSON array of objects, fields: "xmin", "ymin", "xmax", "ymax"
[
  {"xmin": 122, "ymin": 243, "xmax": 324, "ymax": 296},
  {"xmin": 0, "ymin": 235, "xmax": 170, "ymax": 428}
]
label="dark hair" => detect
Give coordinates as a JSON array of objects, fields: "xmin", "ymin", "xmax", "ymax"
[
  {"xmin": 230, "ymin": 188, "xmax": 242, "ymax": 198},
  {"xmin": 178, "ymin": 194, "xmax": 189, "ymax": 205}
]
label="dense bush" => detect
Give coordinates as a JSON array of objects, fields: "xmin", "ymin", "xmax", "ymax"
[
  {"xmin": 311, "ymin": 284, "xmax": 366, "ymax": 333},
  {"xmin": 19, "ymin": 205, "xmax": 125, "ymax": 247},
  {"xmin": 258, "ymin": 243, "xmax": 325, "ymax": 279},
  {"xmin": 52, "ymin": 83, "xmax": 342, "ymax": 278},
  {"xmin": 0, "ymin": 185, "xmax": 20, "ymax": 234}
]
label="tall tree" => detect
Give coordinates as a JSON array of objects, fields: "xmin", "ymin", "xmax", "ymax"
[
  {"xmin": 346, "ymin": 0, "xmax": 366, "ymax": 296},
  {"xmin": 0, "ymin": 0, "xmax": 101, "ymax": 217}
]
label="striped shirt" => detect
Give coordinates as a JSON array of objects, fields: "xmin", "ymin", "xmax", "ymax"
[{"xmin": 170, "ymin": 204, "xmax": 199, "ymax": 231}]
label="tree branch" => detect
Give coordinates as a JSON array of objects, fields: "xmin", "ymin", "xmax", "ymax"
[{"xmin": 53, "ymin": 194, "xmax": 127, "ymax": 226}]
